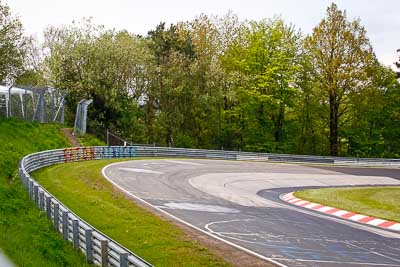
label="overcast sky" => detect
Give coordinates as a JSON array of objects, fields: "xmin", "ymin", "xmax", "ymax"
[{"xmin": 4, "ymin": 0, "xmax": 400, "ymax": 69}]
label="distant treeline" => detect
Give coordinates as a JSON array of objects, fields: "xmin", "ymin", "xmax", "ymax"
[{"xmin": 2, "ymin": 2, "xmax": 400, "ymax": 157}]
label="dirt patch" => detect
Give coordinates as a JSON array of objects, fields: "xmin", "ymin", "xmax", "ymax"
[{"xmin": 61, "ymin": 128, "xmax": 80, "ymax": 147}]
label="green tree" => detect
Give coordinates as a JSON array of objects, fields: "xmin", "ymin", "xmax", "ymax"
[
  {"xmin": 147, "ymin": 22, "xmax": 195, "ymax": 146},
  {"xmin": 304, "ymin": 3, "xmax": 376, "ymax": 156},
  {"xmin": 44, "ymin": 20, "xmax": 151, "ymax": 141},
  {"xmin": 0, "ymin": 1, "xmax": 29, "ymax": 82},
  {"xmin": 222, "ymin": 18, "xmax": 303, "ymax": 152}
]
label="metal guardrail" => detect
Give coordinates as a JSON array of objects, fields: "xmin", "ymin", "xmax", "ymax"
[
  {"xmin": 19, "ymin": 147, "xmax": 151, "ymax": 267},
  {"xmin": 19, "ymin": 146, "xmax": 400, "ymax": 266}
]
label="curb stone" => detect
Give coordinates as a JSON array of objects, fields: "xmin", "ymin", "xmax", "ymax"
[{"xmin": 281, "ymin": 192, "xmax": 400, "ymax": 232}]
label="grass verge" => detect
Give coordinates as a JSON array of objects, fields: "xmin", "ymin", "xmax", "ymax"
[
  {"xmin": 295, "ymin": 186, "xmax": 400, "ymax": 222},
  {"xmin": 77, "ymin": 133, "xmax": 106, "ymax": 146},
  {"xmin": 33, "ymin": 159, "xmax": 230, "ymax": 267},
  {"xmin": 0, "ymin": 119, "xmax": 91, "ymax": 266}
]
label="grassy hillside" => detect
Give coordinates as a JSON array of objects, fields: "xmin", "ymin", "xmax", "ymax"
[{"xmin": 0, "ymin": 119, "xmax": 91, "ymax": 266}]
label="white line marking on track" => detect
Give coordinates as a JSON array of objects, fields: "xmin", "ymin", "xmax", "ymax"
[
  {"xmin": 271, "ymin": 258, "xmax": 400, "ymax": 266},
  {"xmin": 119, "ymin": 167, "xmax": 164, "ymax": 174},
  {"xmin": 163, "ymin": 202, "xmax": 240, "ymax": 213},
  {"xmin": 103, "ymin": 162, "xmax": 288, "ymax": 267},
  {"xmin": 344, "ymin": 241, "xmax": 400, "ymax": 263},
  {"xmin": 164, "ymin": 160, "xmax": 204, "ymax": 166},
  {"xmin": 103, "ymin": 161, "xmax": 400, "ymax": 266},
  {"xmin": 204, "ymin": 223, "xmax": 400, "ymax": 267}
]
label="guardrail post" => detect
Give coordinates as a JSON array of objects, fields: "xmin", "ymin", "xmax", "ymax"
[
  {"xmin": 73, "ymin": 220, "xmax": 79, "ymax": 249},
  {"xmin": 46, "ymin": 196, "xmax": 52, "ymax": 219},
  {"xmin": 39, "ymin": 191, "xmax": 44, "ymax": 211},
  {"xmin": 21, "ymin": 173, "xmax": 28, "ymax": 189},
  {"xmin": 18, "ymin": 167, "xmax": 24, "ymax": 185},
  {"xmin": 101, "ymin": 239, "xmax": 108, "ymax": 267},
  {"xmin": 34, "ymin": 185, "xmax": 39, "ymax": 206},
  {"xmin": 119, "ymin": 253, "xmax": 128, "ymax": 267},
  {"xmin": 29, "ymin": 180, "xmax": 34, "ymax": 199},
  {"xmin": 62, "ymin": 211, "xmax": 69, "ymax": 240},
  {"xmin": 85, "ymin": 229, "xmax": 93, "ymax": 263},
  {"xmin": 54, "ymin": 203, "xmax": 59, "ymax": 231}
]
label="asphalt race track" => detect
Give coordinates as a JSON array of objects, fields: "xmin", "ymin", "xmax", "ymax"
[{"xmin": 102, "ymin": 159, "xmax": 400, "ymax": 267}]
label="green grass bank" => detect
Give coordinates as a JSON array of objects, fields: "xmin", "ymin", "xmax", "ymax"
[
  {"xmin": 0, "ymin": 119, "xmax": 91, "ymax": 266},
  {"xmin": 295, "ymin": 186, "xmax": 400, "ymax": 222}
]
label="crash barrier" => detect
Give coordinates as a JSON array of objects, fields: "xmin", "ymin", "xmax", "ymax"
[
  {"xmin": 19, "ymin": 147, "xmax": 150, "ymax": 267},
  {"xmin": 19, "ymin": 146, "xmax": 400, "ymax": 266}
]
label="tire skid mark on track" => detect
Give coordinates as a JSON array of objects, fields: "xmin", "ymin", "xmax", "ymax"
[
  {"xmin": 102, "ymin": 159, "xmax": 400, "ymax": 267},
  {"xmin": 102, "ymin": 161, "xmax": 288, "ymax": 267}
]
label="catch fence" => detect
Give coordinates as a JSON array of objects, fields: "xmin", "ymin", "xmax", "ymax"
[{"xmin": 0, "ymin": 85, "xmax": 66, "ymax": 123}]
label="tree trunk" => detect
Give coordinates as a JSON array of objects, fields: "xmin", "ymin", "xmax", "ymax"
[
  {"xmin": 329, "ymin": 94, "xmax": 339, "ymax": 156},
  {"xmin": 274, "ymin": 101, "xmax": 285, "ymax": 143}
]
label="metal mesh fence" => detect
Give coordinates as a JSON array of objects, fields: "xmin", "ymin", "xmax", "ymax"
[{"xmin": 0, "ymin": 85, "xmax": 66, "ymax": 123}]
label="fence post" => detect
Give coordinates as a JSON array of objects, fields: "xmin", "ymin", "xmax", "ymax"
[
  {"xmin": 101, "ymin": 239, "xmax": 108, "ymax": 267},
  {"xmin": 85, "ymin": 229, "xmax": 93, "ymax": 263},
  {"xmin": 119, "ymin": 253, "xmax": 128, "ymax": 267},
  {"xmin": 53, "ymin": 203, "xmax": 59, "ymax": 231},
  {"xmin": 34, "ymin": 185, "xmax": 39, "ymax": 206},
  {"xmin": 29, "ymin": 180, "xmax": 34, "ymax": 199},
  {"xmin": 73, "ymin": 220, "xmax": 79, "ymax": 249},
  {"xmin": 20, "ymin": 172, "xmax": 27, "ymax": 189},
  {"xmin": 62, "ymin": 211, "xmax": 69, "ymax": 240},
  {"xmin": 46, "ymin": 196, "xmax": 52, "ymax": 219},
  {"xmin": 39, "ymin": 191, "xmax": 44, "ymax": 211}
]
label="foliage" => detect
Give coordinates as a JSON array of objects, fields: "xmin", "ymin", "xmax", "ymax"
[
  {"xmin": 43, "ymin": 19, "xmax": 151, "ymax": 142},
  {"xmin": 0, "ymin": 1, "xmax": 29, "ymax": 82},
  {"xmin": 77, "ymin": 132, "xmax": 106, "ymax": 146},
  {"xmin": 0, "ymin": 119, "xmax": 91, "ymax": 266},
  {"xmin": 2, "ymin": 3, "xmax": 399, "ymax": 158},
  {"xmin": 304, "ymin": 3, "xmax": 376, "ymax": 156}
]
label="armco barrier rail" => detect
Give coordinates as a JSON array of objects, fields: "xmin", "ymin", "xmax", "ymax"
[
  {"xmin": 19, "ymin": 146, "xmax": 400, "ymax": 267},
  {"xmin": 19, "ymin": 147, "xmax": 151, "ymax": 267}
]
